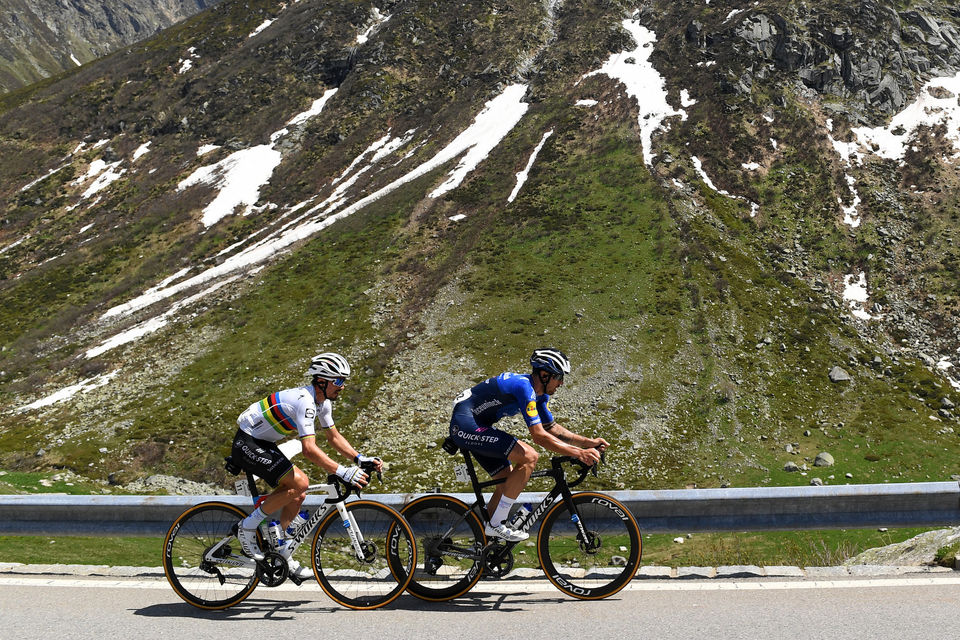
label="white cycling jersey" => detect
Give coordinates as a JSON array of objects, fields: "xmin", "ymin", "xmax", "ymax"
[{"xmin": 236, "ymin": 385, "xmax": 334, "ymax": 442}]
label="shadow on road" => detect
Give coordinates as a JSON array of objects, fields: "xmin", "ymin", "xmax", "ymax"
[
  {"xmin": 133, "ymin": 598, "xmax": 338, "ymax": 620},
  {"xmin": 386, "ymin": 591, "xmax": 570, "ymax": 612},
  {"xmin": 136, "ymin": 591, "xmax": 617, "ymax": 617}
]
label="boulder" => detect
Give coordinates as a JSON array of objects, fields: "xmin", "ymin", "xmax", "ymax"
[
  {"xmin": 829, "ymin": 366, "xmax": 852, "ymax": 382},
  {"xmin": 847, "ymin": 527, "xmax": 960, "ymax": 566},
  {"xmin": 814, "ymin": 452, "xmax": 835, "ymax": 467}
]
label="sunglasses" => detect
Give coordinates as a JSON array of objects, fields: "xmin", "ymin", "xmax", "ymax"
[{"xmin": 331, "ymin": 377, "xmax": 346, "ymax": 387}]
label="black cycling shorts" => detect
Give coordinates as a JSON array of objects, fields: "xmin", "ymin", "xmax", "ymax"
[
  {"xmin": 449, "ymin": 402, "xmax": 518, "ymax": 477},
  {"xmin": 231, "ymin": 429, "xmax": 294, "ymax": 487}
]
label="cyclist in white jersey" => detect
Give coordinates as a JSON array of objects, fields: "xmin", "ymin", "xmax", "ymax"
[{"xmin": 232, "ymin": 352, "xmax": 382, "ymax": 579}]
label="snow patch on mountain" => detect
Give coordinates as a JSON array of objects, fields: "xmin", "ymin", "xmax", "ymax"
[
  {"xmin": 509, "ymin": 129, "xmax": 553, "ymax": 203},
  {"xmin": 101, "ymin": 84, "xmax": 531, "ymax": 326},
  {"xmin": 581, "ymin": 17, "xmax": 686, "ymax": 166},
  {"xmin": 18, "ymin": 370, "xmax": 120, "ymax": 412},
  {"xmin": 177, "ymin": 145, "xmax": 283, "ymax": 227},
  {"xmin": 852, "ymin": 72, "xmax": 960, "ymax": 162}
]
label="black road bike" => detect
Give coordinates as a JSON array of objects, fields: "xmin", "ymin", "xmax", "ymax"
[
  {"xmin": 401, "ymin": 438, "xmax": 641, "ymax": 601},
  {"xmin": 163, "ymin": 458, "xmax": 416, "ymax": 610}
]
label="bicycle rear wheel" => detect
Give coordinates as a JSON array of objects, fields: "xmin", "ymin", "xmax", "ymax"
[
  {"xmin": 162, "ymin": 501, "xmax": 259, "ymax": 609},
  {"xmin": 537, "ymin": 492, "xmax": 641, "ymax": 599},
  {"xmin": 311, "ymin": 500, "xmax": 415, "ymax": 609},
  {"xmin": 400, "ymin": 495, "xmax": 486, "ymax": 601}
]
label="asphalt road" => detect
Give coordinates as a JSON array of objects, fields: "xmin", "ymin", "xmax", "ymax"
[{"xmin": 5, "ymin": 575, "xmax": 960, "ymax": 639}]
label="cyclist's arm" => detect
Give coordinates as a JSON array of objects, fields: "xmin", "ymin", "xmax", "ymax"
[
  {"xmin": 323, "ymin": 426, "xmax": 384, "ymax": 472},
  {"xmin": 543, "ymin": 422, "xmax": 609, "ymax": 451},
  {"xmin": 528, "ymin": 424, "xmax": 601, "ymax": 465},
  {"xmin": 322, "ymin": 426, "xmax": 359, "ymax": 461},
  {"xmin": 300, "ymin": 435, "xmax": 342, "ymax": 474}
]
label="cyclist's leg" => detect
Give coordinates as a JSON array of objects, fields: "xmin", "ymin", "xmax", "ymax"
[
  {"xmin": 487, "ymin": 441, "xmax": 538, "ymax": 525},
  {"xmin": 231, "ymin": 429, "xmax": 302, "ymax": 528},
  {"xmin": 259, "ymin": 466, "xmax": 308, "ymax": 529},
  {"xmin": 486, "ymin": 467, "xmax": 509, "ymax": 522}
]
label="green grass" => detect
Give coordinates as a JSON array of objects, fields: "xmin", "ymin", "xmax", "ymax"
[
  {"xmin": 641, "ymin": 528, "xmax": 937, "ymax": 568},
  {"xmin": 0, "ymin": 471, "xmax": 108, "ymax": 495},
  {"xmin": 0, "ymin": 536, "xmax": 161, "ymax": 566}
]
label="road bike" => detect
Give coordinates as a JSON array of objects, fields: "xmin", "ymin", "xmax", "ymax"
[
  {"xmin": 162, "ymin": 458, "xmax": 416, "ymax": 610},
  {"xmin": 401, "ymin": 438, "xmax": 641, "ymax": 601}
]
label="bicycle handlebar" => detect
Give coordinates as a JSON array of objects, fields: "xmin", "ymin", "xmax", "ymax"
[
  {"xmin": 324, "ymin": 460, "xmax": 383, "ymax": 502},
  {"xmin": 550, "ymin": 448, "xmax": 605, "ymax": 488}
]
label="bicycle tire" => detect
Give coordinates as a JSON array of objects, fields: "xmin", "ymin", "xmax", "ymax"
[
  {"xmin": 400, "ymin": 495, "xmax": 486, "ymax": 601},
  {"xmin": 537, "ymin": 491, "xmax": 641, "ymax": 599},
  {"xmin": 311, "ymin": 500, "xmax": 416, "ymax": 609},
  {"xmin": 162, "ymin": 501, "xmax": 260, "ymax": 609}
]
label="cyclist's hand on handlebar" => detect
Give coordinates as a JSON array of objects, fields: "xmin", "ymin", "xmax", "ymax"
[
  {"xmin": 355, "ymin": 453, "xmax": 383, "ymax": 472},
  {"xmin": 591, "ymin": 437, "xmax": 610, "ymax": 452},
  {"xmin": 336, "ymin": 464, "xmax": 369, "ymax": 488},
  {"xmin": 574, "ymin": 447, "xmax": 602, "ymax": 466}
]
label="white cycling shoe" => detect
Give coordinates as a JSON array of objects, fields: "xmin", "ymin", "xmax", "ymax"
[
  {"xmin": 484, "ymin": 522, "xmax": 529, "ymax": 542},
  {"xmin": 287, "ymin": 559, "xmax": 313, "ymax": 581},
  {"xmin": 237, "ymin": 523, "xmax": 264, "ymax": 561}
]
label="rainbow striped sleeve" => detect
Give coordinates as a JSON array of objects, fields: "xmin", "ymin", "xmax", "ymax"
[{"xmin": 258, "ymin": 393, "xmax": 298, "ymax": 436}]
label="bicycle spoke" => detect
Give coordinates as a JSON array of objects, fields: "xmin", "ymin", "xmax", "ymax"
[
  {"xmin": 163, "ymin": 502, "xmax": 259, "ymax": 609},
  {"xmin": 312, "ymin": 501, "xmax": 415, "ymax": 609},
  {"xmin": 401, "ymin": 495, "xmax": 485, "ymax": 601},
  {"xmin": 538, "ymin": 492, "xmax": 641, "ymax": 599}
]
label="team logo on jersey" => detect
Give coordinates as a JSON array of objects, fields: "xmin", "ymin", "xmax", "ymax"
[
  {"xmin": 525, "ymin": 401, "xmax": 538, "ymax": 417},
  {"xmin": 305, "ymin": 408, "xmax": 316, "ymax": 419}
]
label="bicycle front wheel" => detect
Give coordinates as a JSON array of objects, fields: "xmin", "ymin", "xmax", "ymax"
[
  {"xmin": 537, "ymin": 492, "xmax": 641, "ymax": 599},
  {"xmin": 311, "ymin": 500, "xmax": 415, "ymax": 609},
  {"xmin": 400, "ymin": 495, "xmax": 486, "ymax": 601},
  {"xmin": 162, "ymin": 501, "xmax": 259, "ymax": 609}
]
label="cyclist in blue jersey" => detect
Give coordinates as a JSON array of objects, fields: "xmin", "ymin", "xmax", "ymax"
[
  {"xmin": 231, "ymin": 352, "xmax": 382, "ymax": 578},
  {"xmin": 449, "ymin": 348, "xmax": 608, "ymax": 541}
]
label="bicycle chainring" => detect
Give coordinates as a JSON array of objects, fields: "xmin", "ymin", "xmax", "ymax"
[
  {"xmin": 480, "ymin": 542, "xmax": 514, "ymax": 578},
  {"xmin": 256, "ymin": 552, "xmax": 289, "ymax": 587}
]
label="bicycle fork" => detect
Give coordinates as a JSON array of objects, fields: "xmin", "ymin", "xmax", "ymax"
[{"xmin": 335, "ymin": 500, "xmax": 369, "ymax": 562}]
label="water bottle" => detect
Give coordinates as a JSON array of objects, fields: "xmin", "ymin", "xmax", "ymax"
[
  {"xmin": 267, "ymin": 520, "xmax": 286, "ymax": 552},
  {"xmin": 286, "ymin": 510, "xmax": 309, "ymax": 537},
  {"xmin": 511, "ymin": 503, "xmax": 532, "ymax": 527}
]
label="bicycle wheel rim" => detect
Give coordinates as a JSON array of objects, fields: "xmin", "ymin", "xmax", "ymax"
[
  {"xmin": 311, "ymin": 500, "xmax": 415, "ymax": 610},
  {"xmin": 163, "ymin": 502, "xmax": 259, "ymax": 609},
  {"xmin": 401, "ymin": 495, "xmax": 485, "ymax": 601},
  {"xmin": 537, "ymin": 492, "xmax": 642, "ymax": 599}
]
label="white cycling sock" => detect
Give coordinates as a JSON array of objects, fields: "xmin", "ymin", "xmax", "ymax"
[
  {"xmin": 242, "ymin": 505, "xmax": 267, "ymax": 530},
  {"xmin": 490, "ymin": 496, "xmax": 516, "ymax": 527}
]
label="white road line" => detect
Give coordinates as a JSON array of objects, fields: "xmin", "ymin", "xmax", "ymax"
[
  {"xmin": 2, "ymin": 576, "xmax": 960, "ymax": 593},
  {"xmin": 620, "ymin": 577, "xmax": 960, "ymax": 591}
]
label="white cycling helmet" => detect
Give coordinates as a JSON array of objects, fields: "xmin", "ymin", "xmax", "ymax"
[
  {"xmin": 530, "ymin": 348, "xmax": 571, "ymax": 377},
  {"xmin": 306, "ymin": 352, "xmax": 351, "ymax": 380}
]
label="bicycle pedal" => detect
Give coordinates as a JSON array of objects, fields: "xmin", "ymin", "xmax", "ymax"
[{"xmin": 288, "ymin": 572, "xmax": 303, "ymax": 586}]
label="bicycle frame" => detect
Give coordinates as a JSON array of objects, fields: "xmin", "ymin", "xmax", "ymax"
[
  {"xmin": 207, "ymin": 464, "xmax": 374, "ymax": 569},
  {"xmin": 440, "ymin": 445, "xmax": 596, "ymax": 558}
]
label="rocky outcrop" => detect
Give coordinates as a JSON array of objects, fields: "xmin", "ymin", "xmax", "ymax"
[
  {"xmin": 680, "ymin": 1, "xmax": 960, "ymax": 122},
  {"xmin": 0, "ymin": 0, "xmax": 222, "ymax": 94},
  {"xmin": 847, "ymin": 527, "xmax": 960, "ymax": 566}
]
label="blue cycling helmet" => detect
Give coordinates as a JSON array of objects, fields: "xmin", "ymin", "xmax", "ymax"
[{"xmin": 530, "ymin": 348, "xmax": 571, "ymax": 377}]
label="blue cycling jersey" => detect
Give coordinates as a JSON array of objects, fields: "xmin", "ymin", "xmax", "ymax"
[{"xmin": 453, "ymin": 372, "xmax": 554, "ymax": 428}]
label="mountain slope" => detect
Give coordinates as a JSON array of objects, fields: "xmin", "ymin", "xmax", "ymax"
[
  {"xmin": 0, "ymin": 0, "xmax": 222, "ymax": 94},
  {"xmin": 2, "ymin": 0, "xmax": 960, "ymax": 495}
]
